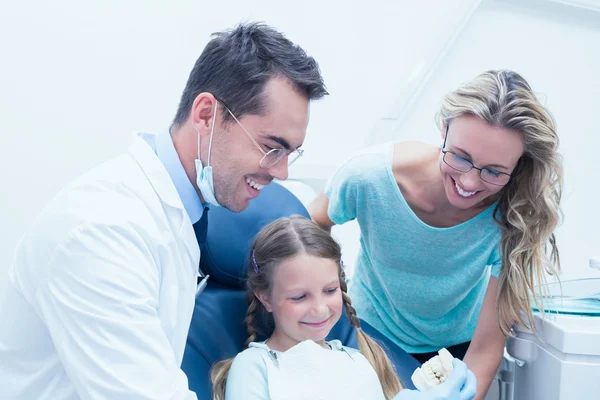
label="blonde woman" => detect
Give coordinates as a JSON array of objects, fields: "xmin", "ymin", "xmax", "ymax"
[
  {"xmin": 211, "ymin": 216, "xmax": 476, "ymax": 400},
  {"xmin": 309, "ymin": 70, "xmax": 563, "ymax": 399}
]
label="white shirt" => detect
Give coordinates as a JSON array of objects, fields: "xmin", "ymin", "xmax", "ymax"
[{"xmin": 0, "ymin": 133, "xmax": 201, "ymax": 399}]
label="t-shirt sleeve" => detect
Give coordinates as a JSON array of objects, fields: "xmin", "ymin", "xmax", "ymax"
[
  {"xmin": 324, "ymin": 157, "xmax": 364, "ymax": 225},
  {"xmin": 224, "ymin": 349, "xmax": 269, "ymax": 400},
  {"xmin": 489, "ymin": 243, "xmax": 502, "ymax": 278}
]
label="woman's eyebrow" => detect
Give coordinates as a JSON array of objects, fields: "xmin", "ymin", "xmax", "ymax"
[
  {"xmin": 453, "ymin": 145, "xmax": 472, "ymax": 159},
  {"xmin": 453, "ymin": 145, "xmax": 509, "ymax": 170}
]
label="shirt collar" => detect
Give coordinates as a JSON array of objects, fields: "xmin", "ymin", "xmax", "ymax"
[{"xmin": 155, "ymin": 129, "xmax": 205, "ymax": 224}]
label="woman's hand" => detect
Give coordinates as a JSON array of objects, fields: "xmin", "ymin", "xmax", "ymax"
[{"xmin": 393, "ymin": 359, "xmax": 476, "ymax": 400}]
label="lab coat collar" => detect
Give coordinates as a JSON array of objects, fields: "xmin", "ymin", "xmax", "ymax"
[
  {"xmin": 128, "ymin": 132, "xmax": 187, "ymax": 212},
  {"xmin": 154, "ymin": 130, "xmax": 204, "ymax": 224},
  {"xmin": 128, "ymin": 132, "xmax": 202, "ymax": 272}
]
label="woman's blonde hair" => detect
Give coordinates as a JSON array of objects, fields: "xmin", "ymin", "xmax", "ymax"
[
  {"xmin": 436, "ymin": 70, "xmax": 563, "ymax": 335},
  {"xmin": 211, "ymin": 215, "xmax": 404, "ymax": 400}
]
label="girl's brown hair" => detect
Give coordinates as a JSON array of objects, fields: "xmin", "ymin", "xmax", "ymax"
[{"xmin": 211, "ymin": 215, "xmax": 403, "ymax": 400}]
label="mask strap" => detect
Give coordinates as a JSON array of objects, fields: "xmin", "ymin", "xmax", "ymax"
[
  {"xmin": 207, "ymin": 101, "xmax": 217, "ymax": 167},
  {"xmin": 197, "ymin": 127, "xmax": 201, "ymax": 162},
  {"xmin": 197, "ymin": 100, "xmax": 218, "ymax": 167}
]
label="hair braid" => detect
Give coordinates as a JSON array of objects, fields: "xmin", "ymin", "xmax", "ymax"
[
  {"xmin": 244, "ymin": 294, "xmax": 260, "ymax": 348},
  {"xmin": 340, "ymin": 277, "xmax": 403, "ymax": 399}
]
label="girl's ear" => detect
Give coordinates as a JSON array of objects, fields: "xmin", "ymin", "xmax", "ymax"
[{"xmin": 254, "ymin": 291, "xmax": 273, "ymax": 313}]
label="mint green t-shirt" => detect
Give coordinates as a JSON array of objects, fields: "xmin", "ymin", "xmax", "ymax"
[{"xmin": 325, "ymin": 143, "xmax": 502, "ymax": 354}]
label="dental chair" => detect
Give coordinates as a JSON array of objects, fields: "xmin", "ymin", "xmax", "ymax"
[{"xmin": 181, "ymin": 181, "xmax": 420, "ymax": 398}]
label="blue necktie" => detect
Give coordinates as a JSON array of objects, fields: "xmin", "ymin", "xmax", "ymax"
[
  {"xmin": 194, "ymin": 207, "xmax": 209, "ymax": 253},
  {"xmin": 193, "ymin": 207, "xmax": 210, "ymax": 295}
]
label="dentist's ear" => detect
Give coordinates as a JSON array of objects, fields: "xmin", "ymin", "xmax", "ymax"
[
  {"xmin": 191, "ymin": 92, "xmax": 218, "ymax": 137},
  {"xmin": 254, "ymin": 291, "xmax": 273, "ymax": 313}
]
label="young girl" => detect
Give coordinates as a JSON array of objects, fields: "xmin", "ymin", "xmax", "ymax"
[
  {"xmin": 309, "ymin": 69, "xmax": 563, "ymax": 399},
  {"xmin": 211, "ymin": 215, "xmax": 476, "ymax": 400}
]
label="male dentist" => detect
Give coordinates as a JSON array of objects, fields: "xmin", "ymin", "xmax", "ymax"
[{"xmin": 0, "ymin": 23, "xmax": 326, "ymax": 399}]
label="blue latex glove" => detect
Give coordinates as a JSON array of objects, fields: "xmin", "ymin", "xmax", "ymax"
[{"xmin": 392, "ymin": 359, "xmax": 477, "ymax": 400}]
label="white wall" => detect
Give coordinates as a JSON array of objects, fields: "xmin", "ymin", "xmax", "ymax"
[
  {"xmin": 1, "ymin": 0, "xmax": 598, "ymax": 290},
  {"xmin": 0, "ymin": 0, "xmax": 481, "ymax": 289}
]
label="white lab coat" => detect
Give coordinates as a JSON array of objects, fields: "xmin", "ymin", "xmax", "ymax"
[{"xmin": 0, "ymin": 133, "xmax": 201, "ymax": 399}]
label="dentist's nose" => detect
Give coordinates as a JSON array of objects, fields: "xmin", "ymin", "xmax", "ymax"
[{"xmin": 267, "ymin": 159, "xmax": 289, "ymax": 181}]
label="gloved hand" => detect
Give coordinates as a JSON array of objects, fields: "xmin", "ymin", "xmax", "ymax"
[{"xmin": 392, "ymin": 359, "xmax": 476, "ymax": 400}]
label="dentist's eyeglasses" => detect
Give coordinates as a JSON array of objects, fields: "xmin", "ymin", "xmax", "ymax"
[{"xmin": 217, "ymin": 100, "xmax": 304, "ymax": 169}]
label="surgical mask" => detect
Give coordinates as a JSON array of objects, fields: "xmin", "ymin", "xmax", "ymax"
[
  {"xmin": 195, "ymin": 103, "xmax": 221, "ymax": 207},
  {"xmin": 264, "ymin": 340, "xmax": 385, "ymax": 400}
]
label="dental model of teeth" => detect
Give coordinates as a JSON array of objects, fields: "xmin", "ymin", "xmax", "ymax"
[{"xmin": 411, "ymin": 348, "xmax": 455, "ymax": 391}]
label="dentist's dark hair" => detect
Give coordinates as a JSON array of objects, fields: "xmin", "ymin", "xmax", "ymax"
[
  {"xmin": 211, "ymin": 215, "xmax": 404, "ymax": 400},
  {"xmin": 172, "ymin": 22, "xmax": 328, "ymax": 128}
]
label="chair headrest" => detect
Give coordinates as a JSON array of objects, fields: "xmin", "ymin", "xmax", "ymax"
[{"xmin": 199, "ymin": 181, "xmax": 309, "ymax": 288}]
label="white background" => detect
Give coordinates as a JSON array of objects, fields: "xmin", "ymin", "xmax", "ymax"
[{"xmin": 1, "ymin": 0, "xmax": 599, "ymax": 292}]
